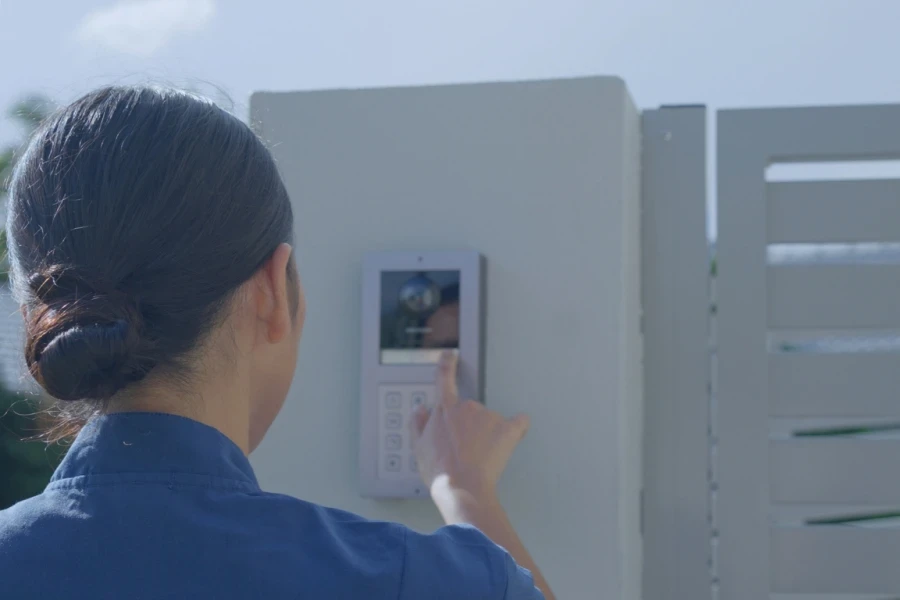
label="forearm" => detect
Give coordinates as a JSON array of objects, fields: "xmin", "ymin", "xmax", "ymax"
[{"xmin": 431, "ymin": 480, "xmax": 555, "ymax": 600}]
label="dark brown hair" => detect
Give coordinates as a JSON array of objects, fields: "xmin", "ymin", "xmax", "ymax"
[{"xmin": 6, "ymin": 86, "xmax": 294, "ymax": 412}]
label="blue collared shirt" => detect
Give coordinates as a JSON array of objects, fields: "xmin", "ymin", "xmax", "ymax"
[{"xmin": 0, "ymin": 412, "xmax": 542, "ymax": 599}]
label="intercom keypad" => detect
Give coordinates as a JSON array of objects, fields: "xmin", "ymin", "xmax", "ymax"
[{"xmin": 377, "ymin": 384, "xmax": 437, "ymax": 481}]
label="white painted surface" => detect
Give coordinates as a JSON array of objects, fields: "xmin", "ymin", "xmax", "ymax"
[
  {"xmin": 769, "ymin": 265, "xmax": 900, "ymax": 330},
  {"xmin": 640, "ymin": 107, "xmax": 711, "ymax": 600},
  {"xmin": 249, "ymin": 76, "xmax": 642, "ymax": 599},
  {"xmin": 772, "ymin": 528, "xmax": 900, "ymax": 595},
  {"xmin": 770, "ymin": 352, "xmax": 900, "ymax": 418},
  {"xmin": 0, "ymin": 285, "xmax": 29, "ymax": 392},
  {"xmin": 767, "ymin": 179, "xmax": 900, "ymax": 243},
  {"xmin": 770, "ymin": 439, "xmax": 900, "ymax": 505},
  {"xmin": 717, "ymin": 104, "xmax": 900, "ymax": 599}
]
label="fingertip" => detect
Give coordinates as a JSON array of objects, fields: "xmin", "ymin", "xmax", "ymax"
[
  {"xmin": 410, "ymin": 405, "xmax": 430, "ymax": 437},
  {"xmin": 511, "ymin": 413, "xmax": 531, "ymax": 436},
  {"xmin": 439, "ymin": 350, "xmax": 458, "ymax": 371},
  {"xmin": 438, "ymin": 351, "xmax": 459, "ymax": 406}
]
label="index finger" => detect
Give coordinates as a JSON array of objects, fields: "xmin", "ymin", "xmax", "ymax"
[{"xmin": 437, "ymin": 350, "xmax": 459, "ymax": 407}]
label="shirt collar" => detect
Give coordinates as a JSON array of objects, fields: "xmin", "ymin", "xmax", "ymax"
[{"xmin": 52, "ymin": 412, "xmax": 259, "ymax": 489}]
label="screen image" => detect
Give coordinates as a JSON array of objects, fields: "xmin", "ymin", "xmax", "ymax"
[{"xmin": 380, "ymin": 270, "xmax": 460, "ymax": 364}]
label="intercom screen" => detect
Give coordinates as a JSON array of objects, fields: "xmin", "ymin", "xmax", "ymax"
[{"xmin": 380, "ymin": 270, "xmax": 460, "ymax": 364}]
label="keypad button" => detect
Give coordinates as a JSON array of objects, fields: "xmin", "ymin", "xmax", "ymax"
[
  {"xmin": 385, "ymin": 434, "xmax": 402, "ymax": 450},
  {"xmin": 411, "ymin": 391, "xmax": 427, "ymax": 408},
  {"xmin": 385, "ymin": 392, "xmax": 402, "ymax": 409},
  {"xmin": 385, "ymin": 412, "xmax": 402, "ymax": 430},
  {"xmin": 385, "ymin": 454, "xmax": 402, "ymax": 472}
]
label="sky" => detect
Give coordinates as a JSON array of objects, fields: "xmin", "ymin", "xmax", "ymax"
[{"xmin": 1, "ymin": 0, "xmax": 900, "ymax": 233}]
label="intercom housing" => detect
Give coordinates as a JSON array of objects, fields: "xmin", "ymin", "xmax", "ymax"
[{"xmin": 359, "ymin": 251, "xmax": 484, "ymax": 498}]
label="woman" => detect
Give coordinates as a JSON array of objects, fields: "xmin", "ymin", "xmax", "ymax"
[{"xmin": 0, "ymin": 86, "xmax": 554, "ymax": 599}]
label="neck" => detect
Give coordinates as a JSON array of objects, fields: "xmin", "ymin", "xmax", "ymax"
[{"xmin": 107, "ymin": 367, "xmax": 252, "ymax": 454}]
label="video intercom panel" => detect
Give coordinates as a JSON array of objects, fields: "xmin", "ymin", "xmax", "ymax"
[{"xmin": 359, "ymin": 251, "xmax": 484, "ymax": 498}]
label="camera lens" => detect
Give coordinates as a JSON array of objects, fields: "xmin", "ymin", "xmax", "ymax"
[{"xmin": 398, "ymin": 274, "xmax": 441, "ymax": 314}]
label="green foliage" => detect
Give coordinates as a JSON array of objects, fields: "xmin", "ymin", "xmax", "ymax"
[
  {"xmin": 0, "ymin": 94, "xmax": 53, "ymax": 193},
  {"xmin": 0, "ymin": 94, "xmax": 60, "ymax": 509},
  {"xmin": 0, "ymin": 149, "xmax": 12, "ymax": 192},
  {"xmin": 0, "ymin": 95, "xmax": 54, "ymax": 284},
  {"xmin": 6, "ymin": 96, "xmax": 53, "ymax": 130},
  {"xmin": 0, "ymin": 389, "xmax": 63, "ymax": 509}
]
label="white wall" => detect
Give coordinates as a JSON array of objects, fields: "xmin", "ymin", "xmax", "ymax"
[{"xmin": 249, "ymin": 76, "xmax": 643, "ymax": 599}]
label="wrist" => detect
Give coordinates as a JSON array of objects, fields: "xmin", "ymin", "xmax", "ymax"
[{"xmin": 430, "ymin": 474, "xmax": 501, "ymax": 524}]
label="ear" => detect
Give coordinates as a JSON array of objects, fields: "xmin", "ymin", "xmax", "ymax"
[{"xmin": 256, "ymin": 243, "xmax": 294, "ymax": 344}]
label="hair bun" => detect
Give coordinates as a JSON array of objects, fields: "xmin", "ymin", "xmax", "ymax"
[{"xmin": 24, "ymin": 268, "xmax": 156, "ymax": 401}]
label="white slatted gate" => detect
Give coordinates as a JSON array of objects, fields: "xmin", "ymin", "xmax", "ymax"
[
  {"xmin": 717, "ymin": 105, "xmax": 900, "ymax": 600},
  {"xmin": 642, "ymin": 104, "xmax": 900, "ymax": 600}
]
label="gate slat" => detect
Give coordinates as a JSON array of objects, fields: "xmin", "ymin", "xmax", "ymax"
[
  {"xmin": 769, "ymin": 265, "xmax": 900, "ymax": 329},
  {"xmin": 772, "ymin": 527, "xmax": 900, "ymax": 595},
  {"xmin": 771, "ymin": 439, "xmax": 900, "ymax": 505},
  {"xmin": 770, "ymin": 352, "xmax": 900, "ymax": 417},
  {"xmin": 768, "ymin": 179, "xmax": 900, "ymax": 243}
]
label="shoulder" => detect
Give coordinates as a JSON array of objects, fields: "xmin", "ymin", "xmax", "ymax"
[
  {"xmin": 400, "ymin": 524, "xmax": 541, "ymax": 600},
  {"xmin": 0, "ymin": 493, "xmax": 54, "ymax": 529},
  {"xmin": 0, "ymin": 493, "xmax": 59, "ymax": 556}
]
